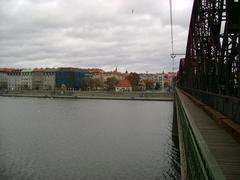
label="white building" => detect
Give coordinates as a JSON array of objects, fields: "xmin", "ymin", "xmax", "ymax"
[
  {"xmin": 43, "ymin": 68, "xmax": 57, "ymax": 90},
  {"xmin": 115, "ymin": 79, "xmax": 132, "ymax": 92},
  {"xmin": 139, "ymin": 72, "xmax": 166, "ymax": 89},
  {"xmin": 21, "ymin": 69, "xmax": 33, "ymax": 90},
  {"xmin": 8, "ymin": 69, "xmax": 22, "ymax": 91}
]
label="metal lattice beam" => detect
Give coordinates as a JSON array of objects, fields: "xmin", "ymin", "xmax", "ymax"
[{"xmin": 178, "ymin": 0, "xmax": 240, "ymax": 97}]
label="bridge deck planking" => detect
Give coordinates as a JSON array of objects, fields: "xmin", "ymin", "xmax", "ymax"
[{"xmin": 178, "ymin": 90, "xmax": 240, "ymax": 180}]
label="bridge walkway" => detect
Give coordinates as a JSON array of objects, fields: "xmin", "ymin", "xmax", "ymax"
[{"xmin": 178, "ymin": 90, "xmax": 240, "ymax": 180}]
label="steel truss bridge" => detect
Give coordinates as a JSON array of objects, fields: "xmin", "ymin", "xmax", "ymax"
[
  {"xmin": 175, "ymin": 1, "xmax": 240, "ymax": 179},
  {"xmin": 178, "ymin": 0, "xmax": 240, "ymax": 97}
]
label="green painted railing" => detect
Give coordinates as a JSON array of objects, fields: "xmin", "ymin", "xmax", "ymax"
[
  {"xmin": 175, "ymin": 89, "xmax": 226, "ymax": 180},
  {"xmin": 182, "ymin": 87, "xmax": 240, "ymax": 124}
]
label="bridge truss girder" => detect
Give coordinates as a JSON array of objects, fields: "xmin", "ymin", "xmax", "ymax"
[{"xmin": 178, "ymin": 0, "xmax": 240, "ymax": 97}]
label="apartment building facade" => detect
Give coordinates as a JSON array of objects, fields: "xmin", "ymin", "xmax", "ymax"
[
  {"xmin": 43, "ymin": 68, "xmax": 57, "ymax": 90},
  {"xmin": 21, "ymin": 69, "xmax": 33, "ymax": 90},
  {"xmin": 8, "ymin": 69, "xmax": 22, "ymax": 91},
  {"xmin": 32, "ymin": 68, "xmax": 44, "ymax": 90}
]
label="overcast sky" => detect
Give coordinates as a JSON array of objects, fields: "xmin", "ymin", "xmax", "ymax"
[{"xmin": 0, "ymin": 0, "xmax": 193, "ymax": 73}]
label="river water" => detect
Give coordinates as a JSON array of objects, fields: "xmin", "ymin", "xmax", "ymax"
[{"xmin": 0, "ymin": 96, "xmax": 180, "ymax": 180}]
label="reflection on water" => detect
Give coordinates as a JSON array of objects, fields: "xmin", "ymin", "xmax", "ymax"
[
  {"xmin": 0, "ymin": 96, "xmax": 180, "ymax": 180},
  {"xmin": 155, "ymin": 102, "xmax": 180, "ymax": 180},
  {"xmin": 162, "ymin": 101, "xmax": 180, "ymax": 180}
]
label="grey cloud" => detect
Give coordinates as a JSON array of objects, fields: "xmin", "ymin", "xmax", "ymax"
[{"xmin": 0, "ymin": 0, "xmax": 193, "ymax": 72}]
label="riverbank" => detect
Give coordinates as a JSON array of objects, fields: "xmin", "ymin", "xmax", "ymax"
[{"xmin": 0, "ymin": 91, "xmax": 174, "ymax": 101}]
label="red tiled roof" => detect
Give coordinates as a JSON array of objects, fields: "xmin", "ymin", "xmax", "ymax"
[
  {"xmin": 115, "ymin": 79, "xmax": 132, "ymax": 87},
  {"xmin": 0, "ymin": 68, "xmax": 15, "ymax": 73},
  {"xmin": 88, "ymin": 68, "xmax": 104, "ymax": 73}
]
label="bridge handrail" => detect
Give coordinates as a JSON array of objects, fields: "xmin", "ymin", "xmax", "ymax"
[
  {"xmin": 182, "ymin": 87, "xmax": 240, "ymax": 124},
  {"xmin": 175, "ymin": 88, "xmax": 226, "ymax": 180}
]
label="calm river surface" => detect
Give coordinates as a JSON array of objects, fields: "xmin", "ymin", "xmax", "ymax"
[{"xmin": 0, "ymin": 96, "xmax": 180, "ymax": 180}]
